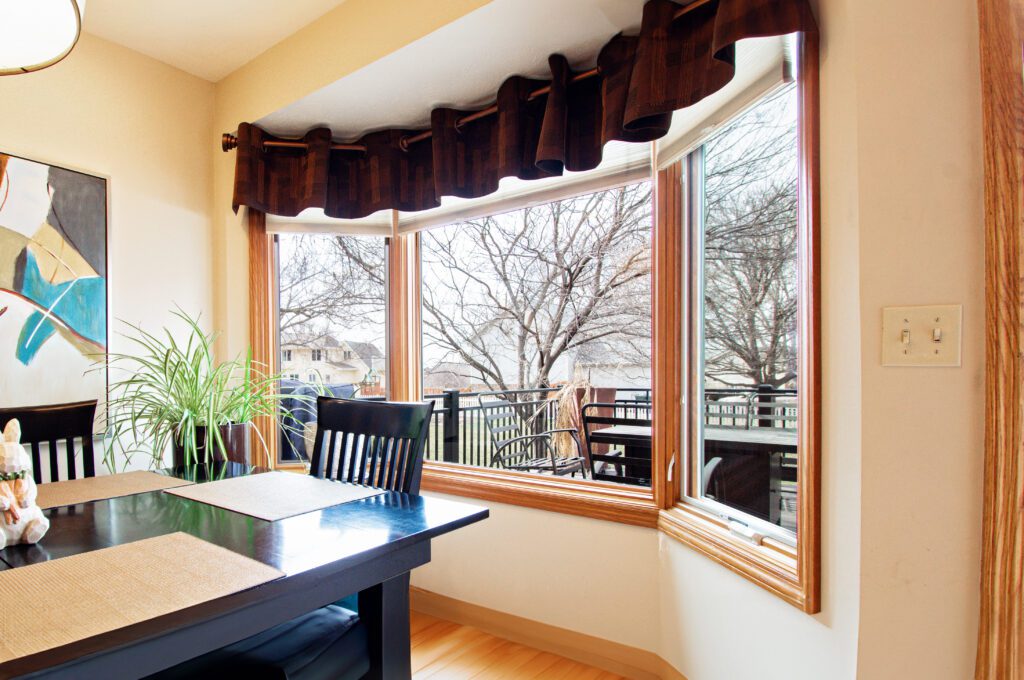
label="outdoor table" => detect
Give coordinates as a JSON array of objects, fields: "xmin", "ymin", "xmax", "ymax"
[{"xmin": 588, "ymin": 424, "xmax": 652, "ymax": 483}]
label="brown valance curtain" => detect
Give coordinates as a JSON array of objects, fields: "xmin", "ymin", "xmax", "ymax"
[{"xmin": 231, "ymin": 0, "xmax": 816, "ymax": 219}]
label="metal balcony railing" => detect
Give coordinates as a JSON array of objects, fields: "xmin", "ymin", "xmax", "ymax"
[{"xmin": 283, "ymin": 383, "xmax": 795, "ymax": 469}]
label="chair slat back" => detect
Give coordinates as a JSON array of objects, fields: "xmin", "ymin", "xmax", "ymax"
[
  {"xmin": 478, "ymin": 395, "xmax": 556, "ymax": 468},
  {"xmin": 0, "ymin": 401, "xmax": 98, "ymax": 483},
  {"xmin": 581, "ymin": 402, "xmax": 652, "ymax": 485},
  {"xmin": 309, "ymin": 398, "xmax": 434, "ymax": 495}
]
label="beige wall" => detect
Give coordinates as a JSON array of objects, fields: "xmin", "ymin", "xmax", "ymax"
[
  {"xmin": 0, "ymin": 35, "xmax": 215, "ymax": 385},
  {"xmin": 414, "ymin": 495, "xmax": 662, "ymax": 651},
  {"xmin": 850, "ymin": 0, "xmax": 984, "ymax": 676}
]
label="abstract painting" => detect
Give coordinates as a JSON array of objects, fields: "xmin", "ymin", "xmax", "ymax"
[{"xmin": 0, "ymin": 153, "xmax": 107, "ymax": 417}]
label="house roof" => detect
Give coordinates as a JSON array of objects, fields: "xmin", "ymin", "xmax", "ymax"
[
  {"xmin": 281, "ymin": 331, "xmax": 341, "ymax": 348},
  {"xmin": 327, "ymin": 360, "xmax": 360, "ymax": 371},
  {"xmin": 346, "ymin": 341, "xmax": 383, "ymax": 369},
  {"xmin": 281, "ymin": 333, "xmax": 384, "ymax": 370}
]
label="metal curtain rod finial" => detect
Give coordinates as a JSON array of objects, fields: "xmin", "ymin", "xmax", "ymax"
[{"xmin": 219, "ymin": 0, "xmax": 711, "ymax": 154}]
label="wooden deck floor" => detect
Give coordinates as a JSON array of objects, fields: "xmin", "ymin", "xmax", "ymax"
[{"xmin": 411, "ymin": 611, "xmax": 624, "ymax": 679}]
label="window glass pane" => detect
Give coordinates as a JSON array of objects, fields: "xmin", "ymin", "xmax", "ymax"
[
  {"xmin": 275, "ymin": 234, "xmax": 388, "ymax": 463},
  {"xmin": 694, "ymin": 84, "xmax": 799, "ymax": 532},
  {"xmin": 420, "ymin": 182, "xmax": 653, "ymax": 487}
]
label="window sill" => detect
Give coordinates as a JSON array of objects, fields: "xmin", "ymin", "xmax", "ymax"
[
  {"xmin": 421, "ymin": 462, "xmax": 660, "ymax": 528},
  {"xmin": 658, "ymin": 504, "xmax": 817, "ymax": 612}
]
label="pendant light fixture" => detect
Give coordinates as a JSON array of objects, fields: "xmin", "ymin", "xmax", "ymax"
[{"xmin": 0, "ymin": 0, "xmax": 85, "ymax": 76}]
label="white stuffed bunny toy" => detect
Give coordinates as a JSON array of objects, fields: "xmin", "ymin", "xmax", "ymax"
[{"xmin": 0, "ymin": 419, "xmax": 49, "ymax": 548}]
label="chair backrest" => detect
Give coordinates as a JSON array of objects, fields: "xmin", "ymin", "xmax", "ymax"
[
  {"xmin": 309, "ymin": 397, "xmax": 434, "ymax": 494},
  {"xmin": 581, "ymin": 402, "xmax": 652, "ymax": 485},
  {"xmin": 477, "ymin": 394, "xmax": 553, "ymax": 468},
  {"xmin": 0, "ymin": 400, "xmax": 98, "ymax": 483}
]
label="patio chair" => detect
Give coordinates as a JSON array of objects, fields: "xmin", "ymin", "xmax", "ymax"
[
  {"xmin": 581, "ymin": 402, "xmax": 652, "ymax": 485},
  {"xmin": 477, "ymin": 393, "xmax": 586, "ymax": 477}
]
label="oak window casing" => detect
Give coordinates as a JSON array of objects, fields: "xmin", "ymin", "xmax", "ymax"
[{"xmin": 654, "ymin": 31, "xmax": 820, "ymax": 612}]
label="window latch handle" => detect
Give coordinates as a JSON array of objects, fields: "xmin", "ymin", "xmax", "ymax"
[{"xmin": 729, "ymin": 520, "xmax": 765, "ymax": 546}]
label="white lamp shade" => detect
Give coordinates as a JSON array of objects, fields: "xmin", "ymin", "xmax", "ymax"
[{"xmin": 0, "ymin": 0, "xmax": 85, "ymax": 75}]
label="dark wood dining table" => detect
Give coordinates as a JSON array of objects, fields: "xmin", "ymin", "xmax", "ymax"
[{"xmin": 0, "ymin": 463, "xmax": 488, "ymax": 680}]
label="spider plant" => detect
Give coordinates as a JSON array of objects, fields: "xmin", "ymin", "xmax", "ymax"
[{"xmin": 101, "ymin": 309, "xmax": 306, "ymax": 472}]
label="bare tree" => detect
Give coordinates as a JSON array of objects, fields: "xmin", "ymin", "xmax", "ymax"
[
  {"xmin": 701, "ymin": 85, "xmax": 799, "ymax": 388},
  {"xmin": 422, "ymin": 183, "xmax": 652, "ymax": 390},
  {"xmin": 277, "ymin": 234, "xmax": 386, "ymax": 345}
]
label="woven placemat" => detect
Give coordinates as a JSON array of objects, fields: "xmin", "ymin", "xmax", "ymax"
[
  {"xmin": 164, "ymin": 471, "xmax": 384, "ymax": 521},
  {"xmin": 0, "ymin": 532, "xmax": 283, "ymax": 664},
  {"xmin": 36, "ymin": 471, "xmax": 194, "ymax": 510}
]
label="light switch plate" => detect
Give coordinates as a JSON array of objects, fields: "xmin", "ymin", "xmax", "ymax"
[{"xmin": 882, "ymin": 304, "xmax": 962, "ymax": 367}]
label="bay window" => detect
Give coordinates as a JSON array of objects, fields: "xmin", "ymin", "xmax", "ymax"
[{"xmin": 252, "ymin": 32, "xmax": 819, "ymax": 612}]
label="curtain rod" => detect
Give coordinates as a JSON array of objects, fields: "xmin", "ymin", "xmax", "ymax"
[{"xmin": 221, "ymin": 0, "xmax": 710, "ymax": 154}]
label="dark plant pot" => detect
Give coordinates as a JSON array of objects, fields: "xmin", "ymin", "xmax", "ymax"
[{"xmin": 172, "ymin": 423, "xmax": 251, "ymax": 467}]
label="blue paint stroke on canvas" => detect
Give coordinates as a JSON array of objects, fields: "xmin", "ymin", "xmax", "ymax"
[{"xmin": 14, "ymin": 249, "xmax": 106, "ymax": 365}]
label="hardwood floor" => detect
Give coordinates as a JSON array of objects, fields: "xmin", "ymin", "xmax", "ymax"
[{"xmin": 411, "ymin": 611, "xmax": 624, "ymax": 679}]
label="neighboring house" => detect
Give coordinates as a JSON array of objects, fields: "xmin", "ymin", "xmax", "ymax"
[{"xmin": 281, "ymin": 333, "xmax": 385, "ymax": 389}]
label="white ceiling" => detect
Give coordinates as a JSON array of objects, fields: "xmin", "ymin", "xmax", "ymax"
[
  {"xmin": 83, "ymin": 0, "xmax": 348, "ymax": 81},
  {"xmin": 257, "ymin": 0, "xmax": 647, "ymax": 138}
]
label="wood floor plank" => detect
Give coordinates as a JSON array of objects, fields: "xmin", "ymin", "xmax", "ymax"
[
  {"xmin": 418, "ymin": 634, "xmax": 512, "ymax": 679},
  {"xmin": 410, "ymin": 611, "xmax": 624, "ymax": 679},
  {"xmin": 510, "ymin": 651, "xmax": 565, "ymax": 679},
  {"xmin": 414, "ymin": 625, "xmax": 490, "ymax": 673}
]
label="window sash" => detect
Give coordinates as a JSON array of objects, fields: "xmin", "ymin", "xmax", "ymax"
[{"xmin": 680, "ymin": 142, "xmax": 798, "ymax": 547}]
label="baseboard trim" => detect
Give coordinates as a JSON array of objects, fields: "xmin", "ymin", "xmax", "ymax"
[{"xmin": 409, "ymin": 586, "xmax": 686, "ymax": 680}]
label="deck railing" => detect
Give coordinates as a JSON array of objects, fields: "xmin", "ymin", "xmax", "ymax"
[
  {"xmin": 419, "ymin": 386, "xmax": 651, "ymax": 465},
  {"xmin": 421, "ymin": 385, "xmax": 794, "ymax": 467},
  {"xmin": 703, "ymin": 386, "xmax": 797, "ymax": 431},
  {"xmin": 284, "ymin": 384, "xmax": 794, "ymax": 468}
]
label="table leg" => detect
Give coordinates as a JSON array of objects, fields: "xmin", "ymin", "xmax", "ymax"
[
  {"xmin": 623, "ymin": 444, "xmax": 652, "ymax": 482},
  {"xmin": 359, "ymin": 572, "xmax": 412, "ymax": 680}
]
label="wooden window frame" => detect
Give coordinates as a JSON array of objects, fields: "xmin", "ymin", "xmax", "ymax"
[
  {"xmin": 248, "ymin": 209, "xmax": 280, "ymax": 468},
  {"xmin": 412, "ymin": 182, "xmax": 663, "ymax": 527},
  {"xmin": 655, "ymin": 32, "xmax": 821, "ymax": 613}
]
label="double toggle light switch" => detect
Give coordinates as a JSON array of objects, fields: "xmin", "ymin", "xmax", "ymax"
[{"xmin": 883, "ymin": 304, "xmax": 962, "ymax": 367}]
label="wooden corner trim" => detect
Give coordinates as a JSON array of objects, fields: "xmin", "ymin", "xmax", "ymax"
[
  {"xmin": 246, "ymin": 209, "xmax": 278, "ymax": 469},
  {"xmin": 975, "ymin": 0, "xmax": 1024, "ymax": 677},
  {"xmin": 409, "ymin": 586, "xmax": 687, "ymax": 680},
  {"xmin": 421, "ymin": 463, "xmax": 660, "ymax": 528},
  {"xmin": 658, "ymin": 505, "xmax": 812, "ymax": 612}
]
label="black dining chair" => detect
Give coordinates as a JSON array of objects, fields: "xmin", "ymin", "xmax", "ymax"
[
  {"xmin": 308, "ymin": 397, "xmax": 435, "ymax": 494},
  {"xmin": 150, "ymin": 397, "xmax": 435, "ymax": 680},
  {"xmin": 0, "ymin": 400, "xmax": 97, "ymax": 483}
]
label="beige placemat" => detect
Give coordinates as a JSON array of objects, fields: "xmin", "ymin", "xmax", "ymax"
[
  {"xmin": 36, "ymin": 471, "xmax": 194, "ymax": 510},
  {"xmin": 164, "ymin": 471, "xmax": 384, "ymax": 521},
  {"xmin": 0, "ymin": 532, "xmax": 283, "ymax": 664}
]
